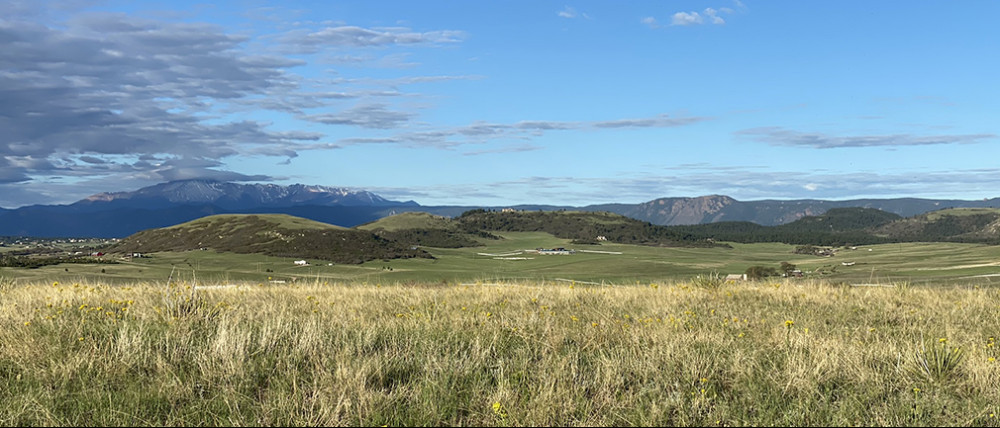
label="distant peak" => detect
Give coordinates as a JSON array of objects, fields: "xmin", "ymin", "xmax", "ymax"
[{"xmin": 76, "ymin": 180, "xmax": 410, "ymax": 208}]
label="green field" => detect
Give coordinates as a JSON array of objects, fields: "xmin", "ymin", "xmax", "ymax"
[
  {"xmin": 3, "ymin": 279, "xmax": 1000, "ymax": 426},
  {"xmin": 5, "ymin": 230, "xmax": 1000, "ymax": 426},
  {"xmin": 4, "ymin": 232, "xmax": 1000, "ymax": 287}
]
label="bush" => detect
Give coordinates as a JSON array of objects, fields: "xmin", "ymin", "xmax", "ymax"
[{"xmin": 745, "ymin": 265, "xmax": 779, "ymax": 280}]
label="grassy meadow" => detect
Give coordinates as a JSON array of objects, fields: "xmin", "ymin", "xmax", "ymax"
[
  {"xmin": 2, "ymin": 278, "xmax": 1000, "ymax": 426},
  {"xmin": 7, "ymin": 232, "xmax": 1000, "ymax": 286}
]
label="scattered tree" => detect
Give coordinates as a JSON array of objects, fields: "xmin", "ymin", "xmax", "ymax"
[{"xmin": 745, "ymin": 265, "xmax": 779, "ymax": 280}]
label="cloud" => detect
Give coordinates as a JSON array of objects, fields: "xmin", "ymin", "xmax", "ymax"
[
  {"xmin": 324, "ymin": 52, "xmax": 420, "ymax": 68},
  {"xmin": 0, "ymin": 5, "xmax": 473, "ymax": 206},
  {"xmin": 650, "ymin": 4, "xmax": 739, "ymax": 28},
  {"xmin": 335, "ymin": 114, "xmax": 711, "ymax": 149},
  {"xmin": 557, "ymin": 6, "xmax": 589, "ymax": 19},
  {"xmin": 301, "ymin": 103, "xmax": 417, "ymax": 129},
  {"xmin": 704, "ymin": 8, "xmax": 726, "ymax": 25},
  {"xmin": 671, "ymin": 11, "xmax": 705, "ymax": 26},
  {"xmin": 515, "ymin": 120, "xmax": 578, "ymax": 131},
  {"xmin": 462, "ymin": 144, "xmax": 542, "ymax": 156},
  {"xmin": 738, "ymin": 127, "xmax": 996, "ymax": 149},
  {"xmin": 0, "ymin": 13, "xmax": 316, "ymax": 168},
  {"xmin": 142, "ymin": 158, "xmax": 273, "ymax": 183},
  {"xmin": 593, "ymin": 114, "xmax": 709, "ymax": 128},
  {"xmin": 671, "ymin": 8, "xmax": 729, "ymax": 26},
  {"xmin": 276, "ymin": 25, "xmax": 464, "ymax": 54},
  {"xmin": 367, "ymin": 167, "xmax": 1000, "ymax": 206}
]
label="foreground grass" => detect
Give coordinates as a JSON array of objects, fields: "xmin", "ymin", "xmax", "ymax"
[{"xmin": 2, "ymin": 279, "xmax": 999, "ymax": 426}]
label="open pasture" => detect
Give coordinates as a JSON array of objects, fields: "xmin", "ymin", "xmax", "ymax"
[
  {"xmin": 2, "ymin": 278, "xmax": 1000, "ymax": 426},
  {"xmin": 5, "ymin": 233, "xmax": 1000, "ymax": 287}
]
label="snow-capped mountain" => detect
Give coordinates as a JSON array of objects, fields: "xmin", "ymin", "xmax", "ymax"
[{"xmin": 78, "ymin": 179, "xmax": 416, "ymax": 210}]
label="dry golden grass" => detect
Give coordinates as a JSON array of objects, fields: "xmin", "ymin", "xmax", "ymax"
[{"xmin": 1, "ymin": 278, "xmax": 999, "ymax": 426}]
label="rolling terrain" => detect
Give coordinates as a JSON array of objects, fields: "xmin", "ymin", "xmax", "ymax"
[
  {"xmin": 2, "ymin": 179, "xmax": 1000, "ymax": 237},
  {"xmin": 107, "ymin": 214, "xmax": 431, "ymax": 265},
  {"xmin": 671, "ymin": 207, "xmax": 1000, "ymax": 245},
  {"xmin": 873, "ymin": 208, "xmax": 1000, "ymax": 243},
  {"xmin": 5, "ymin": 207, "xmax": 1000, "ymax": 286}
]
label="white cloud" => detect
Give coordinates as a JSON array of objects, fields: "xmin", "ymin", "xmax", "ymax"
[
  {"xmin": 0, "ymin": 4, "xmax": 471, "ymax": 206},
  {"xmin": 276, "ymin": 25, "xmax": 464, "ymax": 54},
  {"xmin": 653, "ymin": 3, "xmax": 739, "ymax": 28},
  {"xmin": 336, "ymin": 114, "xmax": 711, "ymax": 149},
  {"xmin": 738, "ymin": 127, "xmax": 996, "ymax": 149},
  {"xmin": 557, "ymin": 6, "xmax": 590, "ymax": 20},
  {"xmin": 704, "ymin": 8, "xmax": 726, "ymax": 25},
  {"xmin": 300, "ymin": 103, "xmax": 416, "ymax": 129},
  {"xmin": 371, "ymin": 167, "xmax": 1000, "ymax": 206},
  {"xmin": 671, "ymin": 11, "xmax": 704, "ymax": 26}
]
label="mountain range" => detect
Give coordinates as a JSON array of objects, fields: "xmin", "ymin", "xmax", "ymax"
[
  {"xmin": 2, "ymin": 179, "xmax": 999, "ymax": 237},
  {"xmin": 76, "ymin": 180, "xmax": 415, "ymax": 211}
]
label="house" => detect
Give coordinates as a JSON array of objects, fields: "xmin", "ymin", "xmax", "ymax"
[
  {"xmin": 294, "ymin": 260, "xmax": 308, "ymax": 266},
  {"xmin": 725, "ymin": 274, "xmax": 747, "ymax": 282}
]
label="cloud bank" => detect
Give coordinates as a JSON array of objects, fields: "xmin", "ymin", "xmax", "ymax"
[{"xmin": 739, "ymin": 127, "xmax": 995, "ymax": 149}]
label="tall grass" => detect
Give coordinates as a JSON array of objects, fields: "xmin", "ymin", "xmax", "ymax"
[{"xmin": 2, "ymin": 279, "xmax": 999, "ymax": 426}]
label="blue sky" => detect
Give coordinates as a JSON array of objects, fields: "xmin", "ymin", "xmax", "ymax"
[{"xmin": 1, "ymin": 1, "xmax": 998, "ymax": 207}]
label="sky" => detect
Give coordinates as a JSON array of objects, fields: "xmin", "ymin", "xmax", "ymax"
[{"xmin": 2, "ymin": 1, "xmax": 999, "ymax": 208}]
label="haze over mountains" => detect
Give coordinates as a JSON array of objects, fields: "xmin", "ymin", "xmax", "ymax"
[{"xmin": 2, "ymin": 179, "xmax": 999, "ymax": 238}]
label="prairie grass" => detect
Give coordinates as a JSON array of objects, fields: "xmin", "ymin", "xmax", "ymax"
[{"xmin": 1, "ymin": 279, "xmax": 999, "ymax": 426}]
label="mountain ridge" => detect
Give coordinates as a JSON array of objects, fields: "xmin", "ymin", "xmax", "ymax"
[
  {"xmin": 1, "ymin": 180, "xmax": 999, "ymax": 237},
  {"xmin": 74, "ymin": 179, "xmax": 417, "ymax": 210}
]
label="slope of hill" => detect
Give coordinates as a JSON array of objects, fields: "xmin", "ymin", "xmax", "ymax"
[
  {"xmin": 357, "ymin": 212, "xmax": 455, "ymax": 231},
  {"xmin": 667, "ymin": 208, "xmax": 903, "ymax": 245},
  {"xmin": 595, "ymin": 196, "xmax": 1000, "ymax": 226},
  {"xmin": 779, "ymin": 208, "xmax": 903, "ymax": 232},
  {"xmin": 588, "ymin": 195, "xmax": 739, "ymax": 225},
  {"xmin": 358, "ymin": 212, "xmax": 486, "ymax": 248},
  {"xmin": 873, "ymin": 208, "xmax": 1000, "ymax": 243},
  {"xmin": 455, "ymin": 209, "xmax": 722, "ymax": 247},
  {"xmin": 108, "ymin": 214, "xmax": 432, "ymax": 264},
  {"xmin": 668, "ymin": 207, "xmax": 1000, "ymax": 246}
]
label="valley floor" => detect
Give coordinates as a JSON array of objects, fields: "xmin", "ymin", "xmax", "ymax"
[{"xmin": 5, "ymin": 234, "xmax": 1000, "ymax": 287}]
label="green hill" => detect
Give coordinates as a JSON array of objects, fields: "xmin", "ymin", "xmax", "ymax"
[
  {"xmin": 359, "ymin": 209, "xmax": 722, "ymax": 248},
  {"xmin": 109, "ymin": 214, "xmax": 431, "ymax": 264},
  {"xmin": 358, "ymin": 212, "xmax": 455, "ymax": 231},
  {"xmin": 782, "ymin": 207, "xmax": 902, "ymax": 232},
  {"xmin": 455, "ymin": 209, "xmax": 721, "ymax": 247},
  {"xmin": 666, "ymin": 208, "xmax": 902, "ymax": 245},
  {"xmin": 358, "ymin": 212, "xmax": 486, "ymax": 248},
  {"xmin": 666, "ymin": 207, "xmax": 1000, "ymax": 245},
  {"xmin": 873, "ymin": 208, "xmax": 1000, "ymax": 243}
]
